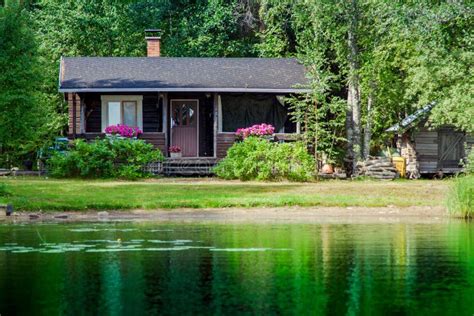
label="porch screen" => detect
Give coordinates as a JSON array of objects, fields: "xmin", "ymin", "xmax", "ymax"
[{"xmin": 221, "ymin": 94, "xmax": 287, "ymax": 132}]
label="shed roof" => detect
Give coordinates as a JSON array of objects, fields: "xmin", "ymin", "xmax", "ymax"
[
  {"xmin": 386, "ymin": 102, "xmax": 436, "ymax": 133},
  {"xmin": 59, "ymin": 57, "xmax": 310, "ymax": 93}
]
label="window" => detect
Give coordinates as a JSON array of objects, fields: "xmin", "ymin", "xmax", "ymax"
[
  {"xmin": 122, "ymin": 101, "xmax": 138, "ymax": 126},
  {"xmin": 108, "ymin": 102, "xmax": 122, "ymax": 126},
  {"xmin": 101, "ymin": 95, "xmax": 143, "ymax": 131},
  {"xmin": 106, "ymin": 101, "xmax": 137, "ymax": 126},
  {"xmin": 172, "ymin": 102, "xmax": 196, "ymax": 126}
]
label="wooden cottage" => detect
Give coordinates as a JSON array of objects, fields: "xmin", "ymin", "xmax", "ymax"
[
  {"xmin": 387, "ymin": 104, "xmax": 473, "ymax": 178},
  {"xmin": 59, "ymin": 30, "xmax": 309, "ymax": 168}
]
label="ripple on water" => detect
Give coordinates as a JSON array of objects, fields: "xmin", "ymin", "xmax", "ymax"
[
  {"xmin": 210, "ymin": 248, "xmax": 293, "ymax": 252},
  {"xmin": 69, "ymin": 228, "xmax": 137, "ymax": 232},
  {"xmin": 148, "ymin": 239, "xmax": 193, "ymax": 244}
]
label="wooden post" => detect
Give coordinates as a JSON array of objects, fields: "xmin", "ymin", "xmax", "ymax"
[
  {"xmin": 163, "ymin": 93, "xmax": 168, "ymax": 156},
  {"xmin": 72, "ymin": 94, "xmax": 77, "ymax": 138},
  {"xmin": 213, "ymin": 93, "xmax": 218, "ymax": 158},
  {"xmin": 217, "ymin": 94, "xmax": 222, "ymax": 133},
  {"xmin": 80, "ymin": 97, "xmax": 86, "ymax": 134}
]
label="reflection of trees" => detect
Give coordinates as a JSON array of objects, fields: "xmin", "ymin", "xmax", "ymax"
[{"xmin": 0, "ymin": 222, "xmax": 473, "ymax": 314}]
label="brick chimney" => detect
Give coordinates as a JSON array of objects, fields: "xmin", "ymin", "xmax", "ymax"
[{"xmin": 145, "ymin": 29, "xmax": 161, "ymax": 57}]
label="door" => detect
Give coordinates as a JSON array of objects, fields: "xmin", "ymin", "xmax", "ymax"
[
  {"xmin": 171, "ymin": 100, "xmax": 199, "ymax": 157},
  {"xmin": 438, "ymin": 129, "xmax": 465, "ymax": 169}
]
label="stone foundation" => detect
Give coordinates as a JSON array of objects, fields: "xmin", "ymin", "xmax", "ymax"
[{"xmin": 398, "ymin": 133, "xmax": 420, "ymax": 179}]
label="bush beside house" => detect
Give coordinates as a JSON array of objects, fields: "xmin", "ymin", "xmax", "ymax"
[
  {"xmin": 214, "ymin": 136, "xmax": 315, "ymax": 182},
  {"xmin": 47, "ymin": 137, "xmax": 164, "ymax": 180}
]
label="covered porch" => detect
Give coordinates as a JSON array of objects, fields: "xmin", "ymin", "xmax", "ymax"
[{"xmin": 67, "ymin": 91, "xmax": 300, "ymax": 159}]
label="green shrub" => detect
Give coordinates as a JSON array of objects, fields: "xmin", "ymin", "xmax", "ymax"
[
  {"xmin": 447, "ymin": 175, "xmax": 474, "ymax": 218},
  {"xmin": 214, "ymin": 137, "xmax": 315, "ymax": 181},
  {"xmin": 464, "ymin": 149, "xmax": 474, "ymax": 174},
  {"xmin": 0, "ymin": 183, "xmax": 11, "ymax": 197},
  {"xmin": 47, "ymin": 138, "xmax": 164, "ymax": 179}
]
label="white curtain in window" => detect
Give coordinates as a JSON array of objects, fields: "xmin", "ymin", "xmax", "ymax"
[
  {"xmin": 123, "ymin": 101, "xmax": 137, "ymax": 126},
  {"xmin": 108, "ymin": 102, "xmax": 121, "ymax": 126}
]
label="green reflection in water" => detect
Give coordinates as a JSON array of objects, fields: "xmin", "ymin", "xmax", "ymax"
[{"xmin": 0, "ymin": 221, "xmax": 473, "ymax": 315}]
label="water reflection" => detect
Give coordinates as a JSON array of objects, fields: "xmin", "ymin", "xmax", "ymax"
[{"xmin": 0, "ymin": 222, "xmax": 472, "ymax": 314}]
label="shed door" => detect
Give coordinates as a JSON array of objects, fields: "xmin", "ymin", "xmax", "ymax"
[
  {"xmin": 438, "ymin": 129, "xmax": 464, "ymax": 169},
  {"xmin": 171, "ymin": 100, "xmax": 199, "ymax": 157}
]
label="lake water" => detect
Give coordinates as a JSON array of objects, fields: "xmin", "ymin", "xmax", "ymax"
[{"xmin": 0, "ymin": 220, "xmax": 473, "ymax": 315}]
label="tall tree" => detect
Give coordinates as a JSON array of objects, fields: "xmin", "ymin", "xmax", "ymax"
[
  {"xmin": 346, "ymin": 0, "xmax": 362, "ymax": 172},
  {"xmin": 400, "ymin": 1, "xmax": 474, "ymax": 132},
  {"xmin": 0, "ymin": 4, "xmax": 48, "ymax": 167}
]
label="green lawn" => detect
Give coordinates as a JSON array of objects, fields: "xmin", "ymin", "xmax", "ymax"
[{"xmin": 0, "ymin": 177, "xmax": 449, "ymax": 211}]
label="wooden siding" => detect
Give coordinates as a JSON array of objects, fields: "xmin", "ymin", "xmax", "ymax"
[
  {"xmin": 216, "ymin": 133, "xmax": 236, "ymax": 158},
  {"xmin": 413, "ymin": 128, "xmax": 439, "ymax": 173},
  {"xmin": 411, "ymin": 127, "xmax": 473, "ymax": 174},
  {"xmin": 67, "ymin": 93, "xmax": 81, "ymax": 136},
  {"xmin": 139, "ymin": 133, "xmax": 166, "ymax": 154}
]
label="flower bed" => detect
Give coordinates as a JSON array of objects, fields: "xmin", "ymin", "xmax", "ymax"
[
  {"xmin": 105, "ymin": 124, "xmax": 143, "ymax": 138},
  {"xmin": 235, "ymin": 123, "xmax": 275, "ymax": 140}
]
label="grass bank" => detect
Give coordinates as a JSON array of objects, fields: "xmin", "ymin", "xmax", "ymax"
[
  {"xmin": 447, "ymin": 175, "xmax": 473, "ymax": 218},
  {"xmin": 0, "ymin": 177, "xmax": 449, "ymax": 212}
]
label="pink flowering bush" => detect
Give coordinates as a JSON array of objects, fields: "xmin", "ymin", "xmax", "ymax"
[
  {"xmin": 235, "ymin": 123, "xmax": 275, "ymax": 140},
  {"xmin": 105, "ymin": 124, "xmax": 143, "ymax": 138}
]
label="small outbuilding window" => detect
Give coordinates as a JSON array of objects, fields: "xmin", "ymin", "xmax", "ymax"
[{"xmin": 101, "ymin": 95, "xmax": 143, "ymax": 131}]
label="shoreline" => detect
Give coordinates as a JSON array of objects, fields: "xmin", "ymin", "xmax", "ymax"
[{"xmin": 0, "ymin": 205, "xmax": 452, "ymax": 224}]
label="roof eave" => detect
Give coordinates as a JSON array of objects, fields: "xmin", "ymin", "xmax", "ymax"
[{"xmin": 58, "ymin": 87, "xmax": 312, "ymax": 94}]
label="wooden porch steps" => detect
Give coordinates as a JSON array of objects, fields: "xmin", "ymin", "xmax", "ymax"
[{"xmin": 162, "ymin": 158, "xmax": 218, "ymax": 176}]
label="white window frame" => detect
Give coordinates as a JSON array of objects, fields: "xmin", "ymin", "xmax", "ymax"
[{"xmin": 101, "ymin": 95, "xmax": 143, "ymax": 132}]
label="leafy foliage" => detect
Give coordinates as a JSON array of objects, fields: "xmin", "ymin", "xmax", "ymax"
[
  {"xmin": 214, "ymin": 137, "xmax": 315, "ymax": 181},
  {"xmin": 1, "ymin": 0, "xmax": 473, "ymax": 170},
  {"xmin": 447, "ymin": 175, "xmax": 474, "ymax": 219},
  {"xmin": 464, "ymin": 150, "xmax": 474, "ymax": 175},
  {"xmin": 0, "ymin": 4, "xmax": 54, "ymax": 167},
  {"xmin": 47, "ymin": 138, "xmax": 164, "ymax": 180},
  {"xmin": 261, "ymin": 1, "xmax": 474, "ymax": 168},
  {"xmin": 0, "ymin": 182, "xmax": 11, "ymax": 197}
]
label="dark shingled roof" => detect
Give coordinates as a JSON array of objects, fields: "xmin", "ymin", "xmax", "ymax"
[{"xmin": 59, "ymin": 57, "xmax": 309, "ymax": 93}]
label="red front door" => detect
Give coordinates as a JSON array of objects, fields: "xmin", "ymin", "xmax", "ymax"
[{"xmin": 171, "ymin": 100, "xmax": 198, "ymax": 157}]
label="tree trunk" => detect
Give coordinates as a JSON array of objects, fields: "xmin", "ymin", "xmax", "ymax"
[
  {"xmin": 346, "ymin": 0, "xmax": 361, "ymax": 174},
  {"xmin": 314, "ymin": 100, "xmax": 319, "ymax": 173},
  {"xmin": 363, "ymin": 89, "xmax": 373, "ymax": 160},
  {"xmin": 345, "ymin": 86, "xmax": 354, "ymax": 175}
]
